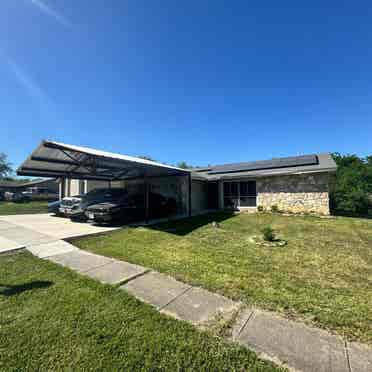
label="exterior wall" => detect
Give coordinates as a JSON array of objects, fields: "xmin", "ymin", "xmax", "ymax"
[
  {"xmin": 60, "ymin": 179, "xmax": 109, "ymax": 197},
  {"xmin": 68, "ymin": 179, "xmax": 81, "ymax": 196},
  {"xmin": 85, "ymin": 180, "xmax": 110, "ymax": 193},
  {"xmin": 257, "ymin": 172, "xmax": 330, "ymax": 215},
  {"xmin": 191, "ymin": 180, "xmax": 208, "ymax": 213},
  {"xmin": 111, "ymin": 180, "xmax": 125, "ymax": 188}
]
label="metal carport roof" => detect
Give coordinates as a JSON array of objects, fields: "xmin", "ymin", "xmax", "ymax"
[{"xmin": 17, "ymin": 140, "xmax": 190, "ymax": 181}]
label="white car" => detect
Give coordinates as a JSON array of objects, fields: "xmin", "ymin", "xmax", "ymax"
[{"xmin": 58, "ymin": 195, "xmax": 84, "ymax": 218}]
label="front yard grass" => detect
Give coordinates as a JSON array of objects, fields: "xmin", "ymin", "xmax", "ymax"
[
  {"xmin": 0, "ymin": 252, "xmax": 280, "ymax": 371},
  {"xmin": 0, "ymin": 200, "xmax": 48, "ymax": 215},
  {"xmin": 75, "ymin": 212, "xmax": 372, "ymax": 345}
]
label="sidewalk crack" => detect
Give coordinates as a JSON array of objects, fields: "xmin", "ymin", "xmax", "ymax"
[
  {"xmin": 236, "ymin": 309, "xmax": 255, "ymax": 340},
  {"xmin": 117, "ymin": 269, "xmax": 151, "ymax": 286},
  {"xmin": 344, "ymin": 341, "xmax": 352, "ymax": 372},
  {"xmin": 159, "ymin": 286, "xmax": 193, "ymax": 311}
]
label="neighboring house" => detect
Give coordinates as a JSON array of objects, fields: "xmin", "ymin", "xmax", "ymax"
[
  {"xmin": 17, "ymin": 141, "xmax": 337, "ymax": 218},
  {"xmin": 0, "ymin": 178, "xmax": 59, "ymax": 195}
]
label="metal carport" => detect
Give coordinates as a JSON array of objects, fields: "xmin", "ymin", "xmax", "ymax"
[{"xmin": 17, "ymin": 140, "xmax": 192, "ymax": 223}]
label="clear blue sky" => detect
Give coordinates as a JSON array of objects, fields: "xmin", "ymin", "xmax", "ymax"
[{"xmin": 1, "ymin": 1, "xmax": 372, "ymax": 170}]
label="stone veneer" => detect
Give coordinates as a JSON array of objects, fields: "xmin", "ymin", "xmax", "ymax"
[{"xmin": 257, "ymin": 172, "xmax": 330, "ymax": 215}]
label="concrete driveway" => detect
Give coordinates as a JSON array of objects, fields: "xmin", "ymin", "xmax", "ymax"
[{"xmin": 0, "ymin": 214, "xmax": 118, "ymax": 253}]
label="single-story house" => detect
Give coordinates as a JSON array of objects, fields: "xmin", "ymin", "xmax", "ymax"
[
  {"xmin": 17, "ymin": 140, "xmax": 337, "ymax": 220},
  {"xmin": 0, "ymin": 178, "xmax": 59, "ymax": 195}
]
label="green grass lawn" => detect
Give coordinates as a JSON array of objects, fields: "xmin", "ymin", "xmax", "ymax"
[
  {"xmin": 0, "ymin": 252, "xmax": 281, "ymax": 371},
  {"xmin": 0, "ymin": 200, "xmax": 49, "ymax": 215},
  {"xmin": 75, "ymin": 212, "xmax": 372, "ymax": 345}
]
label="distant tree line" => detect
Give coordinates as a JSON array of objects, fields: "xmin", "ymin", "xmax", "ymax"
[
  {"xmin": 330, "ymin": 153, "xmax": 372, "ymax": 217},
  {"xmin": 137, "ymin": 156, "xmax": 197, "ymax": 170}
]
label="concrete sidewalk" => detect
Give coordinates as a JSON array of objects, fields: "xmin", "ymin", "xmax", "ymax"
[
  {"xmin": 39, "ymin": 242, "xmax": 372, "ymax": 372},
  {"xmin": 1, "ymin": 225, "xmax": 371, "ymax": 372}
]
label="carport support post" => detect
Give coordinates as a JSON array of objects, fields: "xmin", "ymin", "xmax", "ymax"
[
  {"xmin": 144, "ymin": 172, "xmax": 149, "ymax": 224},
  {"xmin": 188, "ymin": 173, "xmax": 192, "ymax": 217}
]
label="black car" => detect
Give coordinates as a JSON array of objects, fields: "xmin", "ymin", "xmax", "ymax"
[
  {"xmin": 11, "ymin": 192, "xmax": 31, "ymax": 203},
  {"xmin": 85, "ymin": 191, "xmax": 177, "ymax": 224},
  {"xmin": 66, "ymin": 189, "xmax": 125, "ymax": 221}
]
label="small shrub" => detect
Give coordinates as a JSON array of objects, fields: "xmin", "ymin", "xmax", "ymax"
[
  {"xmin": 257, "ymin": 205, "xmax": 264, "ymax": 212},
  {"xmin": 261, "ymin": 225, "xmax": 276, "ymax": 242},
  {"xmin": 271, "ymin": 205, "xmax": 279, "ymax": 213}
]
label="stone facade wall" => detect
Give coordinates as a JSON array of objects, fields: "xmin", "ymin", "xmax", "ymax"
[{"xmin": 257, "ymin": 172, "xmax": 330, "ymax": 215}]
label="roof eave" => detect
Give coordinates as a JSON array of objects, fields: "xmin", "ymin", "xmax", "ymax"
[{"xmin": 206, "ymin": 167, "xmax": 337, "ymax": 180}]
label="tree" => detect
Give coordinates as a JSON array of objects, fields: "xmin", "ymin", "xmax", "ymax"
[
  {"xmin": 137, "ymin": 155, "xmax": 157, "ymax": 162},
  {"xmin": 0, "ymin": 153, "xmax": 12, "ymax": 179},
  {"xmin": 329, "ymin": 153, "xmax": 372, "ymax": 216},
  {"xmin": 176, "ymin": 161, "xmax": 193, "ymax": 169}
]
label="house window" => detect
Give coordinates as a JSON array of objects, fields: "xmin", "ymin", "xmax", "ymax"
[
  {"xmin": 223, "ymin": 180, "xmax": 256, "ymax": 208},
  {"xmin": 223, "ymin": 182, "xmax": 239, "ymax": 208}
]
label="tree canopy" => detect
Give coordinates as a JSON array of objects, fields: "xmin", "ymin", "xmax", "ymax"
[
  {"xmin": 176, "ymin": 161, "xmax": 194, "ymax": 169},
  {"xmin": 0, "ymin": 153, "xmax": 12, "ymax": 179},
  {"xmin": 329, "ymin": 153, "xmax": 372, "ymax": 216},
  {"xmin": 137, "ymin": 155, "xmax": 157, "ymax": 162}
]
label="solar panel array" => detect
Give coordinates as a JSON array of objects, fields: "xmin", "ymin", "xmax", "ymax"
[{"xmin": 203, "ymin": 154, "xmax": 319, "ymax": 175}]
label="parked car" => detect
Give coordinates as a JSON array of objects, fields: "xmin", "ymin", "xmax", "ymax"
[
  {"xmin": 59, "ymin": 194, "xmax": 85, "ymax": 220},
  {"xmin": 60, "ymin": 188, "xmax": 126, "ymax": 221},
  {"xmin": 85, "ymin": 191, "xmax": 176, "ymax": 224},
  {"xmin": 10, "ymin": 192, "xmax": 31, "ymax": 203},
  {"xmin": 48, "ymin": 200, "xmax": 61, "ymax": 215},
  {"xmin": 84, "ymin": 188, "xmax": 130, "ymax": 223}
]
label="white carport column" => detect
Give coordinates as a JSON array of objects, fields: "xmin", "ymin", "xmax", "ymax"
[{"xmin": 59, "ymin": 177, "xmax": 66, "ymax": 199}]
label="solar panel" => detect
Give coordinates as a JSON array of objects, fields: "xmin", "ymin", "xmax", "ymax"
[{"xmin": 206, "ymin": 154, "xmax": 318, "ymax": 175}]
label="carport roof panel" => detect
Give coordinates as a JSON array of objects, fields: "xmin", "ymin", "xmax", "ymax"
[{"xmin": 17, "ymin": 140, "xmax": 190, "ymax": 180}]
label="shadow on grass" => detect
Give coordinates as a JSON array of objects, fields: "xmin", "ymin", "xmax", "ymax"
[
  {"xmin": 330, "ymin": 210, "xmax": 372, "ymax": 220},
  {"xmin": 149, "ymin": 211, "xmax": 237, "ymax": 236},
  {"xmin": 0, "ymin": 281, "xmax": 53, "ymax": 296}
]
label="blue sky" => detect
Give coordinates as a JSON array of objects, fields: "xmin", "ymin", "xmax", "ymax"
[{"xmin": 1, "ymin": 1, "xmax": 372, "ymax": 170}]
